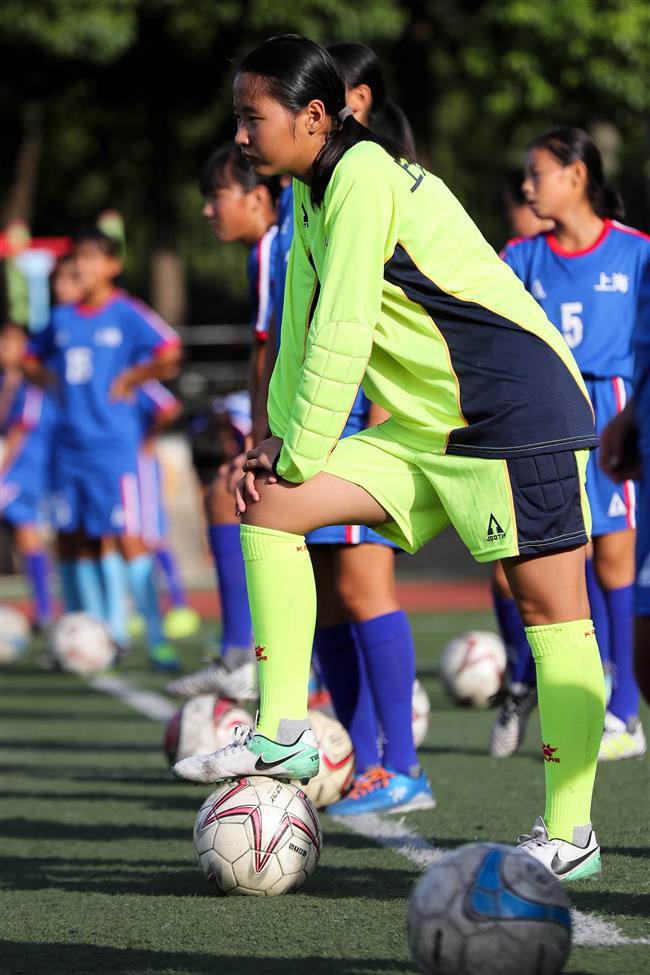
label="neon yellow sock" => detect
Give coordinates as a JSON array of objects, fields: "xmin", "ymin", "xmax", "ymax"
[
  {"xmin": 240, "ymin": 524, "xmax": 316, "ymax": 739},
  {"xmin": 526, "ymin": 619, "xmax": 605, "ymax": 841}
]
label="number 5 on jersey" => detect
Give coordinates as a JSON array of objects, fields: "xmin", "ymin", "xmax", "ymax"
[{"xmin": 560, "ymin": 302, "xmax": 583, "ymax": 349}]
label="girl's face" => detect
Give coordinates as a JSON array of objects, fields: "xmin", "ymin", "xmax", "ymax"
[
  {"xmin": 52, "ymin": 260, "xmax": 83, "ymax": 305},
  {"xmin": 202, "ymin": 181, "xmax": 262, "ymax": 244},
  {"xmin": 522, "ymin": 147, "xmax": 582, "ymax": 220},
  {"xmin": 74, "ymin": 243, "xmax": 121, "ymax": 299},
  {"xmin": 0, "ymin": 324, "xmax": 27, "ymax": 369},
  {"xmin": 345, "ymin": 83, "xmax": 372, "ymax": 127},
  {"xmin": 233, "ymin": 72, "xmax": 329, "ymax": 179}
]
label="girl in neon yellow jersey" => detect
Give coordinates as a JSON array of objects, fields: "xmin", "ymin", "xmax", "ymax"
[{"xmin": 174, "ymin": 34, "xmax": 605, "ymax": 882}]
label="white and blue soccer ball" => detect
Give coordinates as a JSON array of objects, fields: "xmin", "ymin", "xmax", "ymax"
[
  {"xmin": 439, "ymin": 631, "xmax": 506, "ymax": 708},
  {"xmin": 407, "ymin": 842, "xmax": 572, "ymax": 975},
  {"xmin": 0, "ymin": 604, "xmax": 30, "ymax": 664},
  {"xmin": 52, "ymin": 612, "xmax": 115, "ymax": 675},
  {"xmin": 193, "ymin": 776, "xmax": 322, "ymax": 896}
]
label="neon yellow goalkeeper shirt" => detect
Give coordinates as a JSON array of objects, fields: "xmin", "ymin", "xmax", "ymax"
[{"xmin": 268, "ymin": 141, "xmax": 596, "ymax": 483}]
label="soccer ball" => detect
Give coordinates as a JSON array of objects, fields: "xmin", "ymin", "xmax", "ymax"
[
  {"xmin": 407, "ymin": 842, "xmax": 572, "ymax": 975},
  {"xmin": 0, "ymin": 605, "xmax": 30, "ymax": 664},
  {"xmin": 412, "ymin": 678, "xmax": 431, "ymax": 747},
  {"xmin": 52, "ymin": 612, "xmax": 115, "ymax": 675},
  {"xmin": 439, "ymin": 631, "xmax": 506, "ymax": 708},
  {"xmin": 164, "ymin": 695, "xmax": 254, "ymax": 765},
  {"xmin": 193, "ymin": 776, "xmax": 322, "ymax": 895},
  {"xmin": 302, "ymin": 709, "xmax": 355, "ymax": 808}
]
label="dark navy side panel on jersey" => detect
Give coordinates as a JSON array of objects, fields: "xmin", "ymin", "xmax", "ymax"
[{"xmin": 384, "ymin": 243, "xmax": 597, "ymax": 458}]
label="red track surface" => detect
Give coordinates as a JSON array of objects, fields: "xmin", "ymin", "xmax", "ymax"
[{"xmin": 7, "ymin": 579, "xmax": 491, "ymax": 620}]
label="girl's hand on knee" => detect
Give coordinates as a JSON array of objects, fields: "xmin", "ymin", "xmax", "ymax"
[{"xmin": 235, "ymin": 469, "xmax": 278, "ymax": 515}]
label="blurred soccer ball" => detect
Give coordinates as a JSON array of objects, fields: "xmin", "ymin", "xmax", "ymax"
[
  {"xmin": 193, "ymin": 776, "xmax": 322, "ymax": 895},
  {"xmin": 412, "ymin": 679, "xmax": 431, "ymax": 747},
  {"xmin": 439, "ymin": 631, "xmax": 506, "ymax": 708},
  {"xmin": 407, "ymin": 842, "xmax": 572, "ymax": 975},
  {"xmin": 164, "ymin": 695, "xmax": 254, "ymax": 765},
  {"xmin": 302, "ymin": 709, "xmax": 355, "ymax": 808},
  {"xmin": 52, "ymin": 612, "xmax": 115, "ymax": 675},
  {"xmin": 0, "ymin": 604, "xmax": 30, "ymax": 664}
]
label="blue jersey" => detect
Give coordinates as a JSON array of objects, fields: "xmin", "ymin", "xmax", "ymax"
[
  {"xmin": 634, "ymin": 256, "xmax": 650, "ymax": 457},
  {"xmin": 134, "ymin": 380, "xmax": 179, "ymax": 441},
  {"xmin": 247, "ymin": 225, "xmax": 278, "ymax": 343},
  {"xmin": 502, "ymin": 219, "xmax": 650, "ymax": 382},
  {"xmin": 27, "ymin": 290, "xmax": 180, "ymax": 454}
]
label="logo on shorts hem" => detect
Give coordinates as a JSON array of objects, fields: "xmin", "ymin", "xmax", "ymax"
[{"xmin": 486, "ymin": 514, "xmax": 505, "ymax": 542}]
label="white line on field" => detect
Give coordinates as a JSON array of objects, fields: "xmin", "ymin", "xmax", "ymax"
[
  {"xmin": 88, "ymin": 674, "xmax": 650, "ymax": 948},
  {"xmin": 88, "ymin": 674, "xmax": 176, "ymax": 722}
]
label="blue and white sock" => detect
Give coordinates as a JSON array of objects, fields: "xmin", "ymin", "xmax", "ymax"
[
  {"xmin": 126, "ymin": 554, "xmax": 163, "ymax": 649},
  {"xmin": 101, "ymin": 551, "xmax": 130, "ymax": 647},
  {"xmin": 492, "ymin": 588, "xmax": 536, "ymax": 687},
  {"xmin": 24, "ymin": 552, "xmax": 52, "ymax": 626},
  {"xmin": 313, "ymin": 622, "xmax": 381, "ymax": 772},
  {"xmin": 208, "ymin": 524, "xmax": 252, "ymax": 655},
  {"xmin": 76, "ymin": 558, "xmax": 105, "ymax": 621},
  {"xmin": 605, "ymin": 584, "xmax": 638, "ymax": 723},
  {"xmin": 354, "ymin": 610, "xmax": 419, "ymax": 775}
]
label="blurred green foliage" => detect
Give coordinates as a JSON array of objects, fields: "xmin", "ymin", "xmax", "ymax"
[{"xmin": 1, "ymin": 0, "xmax": 648, "ymax": 323}]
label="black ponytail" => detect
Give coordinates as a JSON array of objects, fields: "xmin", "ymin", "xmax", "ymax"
[
  {"xmin": 238, "ymin": 34, "xmax": 414, "ymax": 207},
  {"xmin": 327, "ymin": 41, "xmax": 416, "ymax": 158},
  {"xmin": 529, "ymin": 127, "xmax": 625, "ymax": 221}
]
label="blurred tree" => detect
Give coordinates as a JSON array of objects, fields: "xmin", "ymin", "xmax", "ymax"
[{"xmin": 1, "ymin": 0, "xmax": 648, "ymax": 323}]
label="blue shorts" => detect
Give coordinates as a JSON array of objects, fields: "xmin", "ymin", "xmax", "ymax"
[
  {"xmin": 1, "ymin": 453, "xmax": 51, "ymax": 527},
  {"xmin": 52, "ymin": 448, "xmax": 141, "ymax": 538},
  {"xmin": 138, "ymin": 450, "xmax": 167, "ymax": 548},
  {"xmin": 635, "ymin": 455, "xmax": 650, "ymax": 616},
  {"xmin": 306, "ymin": 523, "xmax": 398, "ymax": 548},
  {"xmin": 585, "ymin": 377, "xmax": 636, "ymax": 537}
]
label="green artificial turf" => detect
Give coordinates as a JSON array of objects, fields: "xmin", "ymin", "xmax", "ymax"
[{"xmin": 0, "ymin": 610, "xmax": 648, "ymax": 974}]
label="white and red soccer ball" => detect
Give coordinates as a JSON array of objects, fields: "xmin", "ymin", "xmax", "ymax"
[
  {"xmin": 164, "ymin": 694, "xmax": 254, "ymax": 765},
  {"xmin": 439, "ymin": 631, "xmax": 506, "ymax": 708}
]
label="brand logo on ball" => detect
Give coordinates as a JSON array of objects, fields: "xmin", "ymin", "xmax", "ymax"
[{"xmin": 543, "ymin": 743, "xmax": 560, "ymax": 763}]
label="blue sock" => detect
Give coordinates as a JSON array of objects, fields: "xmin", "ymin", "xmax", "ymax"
[
  {"xmin": 24, "ymin": 552, "xmax": 52, "ymax": 625},
  {"xmin": 208, "ymin": 524, "xmax": 252, "ymax": 654},
  {"xmin": 59, "ymin": 560, "xmax": 82, "ymax": 612},
  {"xmin": 605, "ymin": 584, "xmax": 638, "ymax": 722},
  {"xmin": 76, "ymin": 558, "xmax": 106, "ymax": 621},
  {"xmin": 126, "ymin": 554, "xmax": 164, "ymax": 649},
  {"xmin": 354, "ymin": 610, "xmax": 419, "ymax": 776},
  {"xmin": 155, "ymin": 548, "xmax": 186, "ymax": 608},
  {"xmin": 101, "ymin": 551, "xmax": 129, "ymax": 646},
  {"xmin": 586, "ymin": 558, "xmax": 610, "ymax": 669},
  {"xmin": 492, "ymin": 588, "xmax": 536, "ymax": 686},
  {"xmin": 313, "ymin": 622, "xmax": 381, "ymax": 772}
]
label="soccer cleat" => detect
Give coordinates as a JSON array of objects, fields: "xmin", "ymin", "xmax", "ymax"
[
  {"xmin": 598, "ymin": 711, "xmax": 647, "ymax": 761},
  {"xmin": 517, "ymin": 816, "xmax": 601, "ymax": 882},
  {"xmin": 163, "ymin": 606, "xmax": 201, "ymax": 640},
  {"xmin": 489, "ymin": 682, "xmax": 538, "ymax": 758},
  {"xmin": 148, "ymin": 642, "xmax": 180, "ymax": 672},
  {"xmin": 165, "ymin": 650, "xmax": 257, "ymax": 700},
  {"xmin": 327, "ymin": 766, "xmax": 436, "ymax": 816},
  {"xmin": 172, "ymin": 724, "xmax": 319, "ymax": 784}
]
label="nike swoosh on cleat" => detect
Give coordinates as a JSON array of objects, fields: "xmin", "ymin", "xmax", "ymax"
[
  {"xmin": 551, "ymin": 848, "xmax": 596, "ymax": 875},
  {"xmin": 255, "ymin": 751, "xmax": 303, "ymax": 772}
]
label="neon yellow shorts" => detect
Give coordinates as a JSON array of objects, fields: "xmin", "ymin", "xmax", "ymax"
[{"xmin": 323, "ymin": 420, "xmax": 591, "ymax": 561}]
